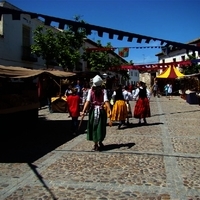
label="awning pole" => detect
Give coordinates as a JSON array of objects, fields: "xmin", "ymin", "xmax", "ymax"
[{"xmin": 51, "ymin": 78, "xmax": 61, "ymax": 96}]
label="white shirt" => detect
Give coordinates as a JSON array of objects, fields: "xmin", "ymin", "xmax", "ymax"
[
  {"xmin": 132, "ymin": 88, "xmax": 140, "ymax": 99},
  {"xmin": 123, "ymin": 89, "xmax": 133, "ymax": 101},
  {"xmin": 168, "ymin": 84, "xmax": 172, "ymax": 94},
  {"xmin": 112, "ymin": 90, "xmax": 116, "ymax": 98},
  {"xmin": 146, "ymin": 88, "xmax": 151, "ymax": 100},
  {"xmin": 132, "ymin": 89, "xmax": 136, "ymax": 96}
]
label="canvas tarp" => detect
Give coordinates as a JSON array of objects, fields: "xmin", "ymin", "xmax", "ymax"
[
  {"xmin": 184, "ymin": 72, "xmax": 200, "ymax": 77},
  {"xmin": 0, "ymin": 65, "xmax": 76, "ymax": 78},
  {"xmin": 156, "ymin": 65, "xmax": 185, "ymax": 79}
]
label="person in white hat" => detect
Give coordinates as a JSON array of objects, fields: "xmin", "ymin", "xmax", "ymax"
[{"xmin": 80, "ymin": 75, "xmax": 112, "ymax": 151}]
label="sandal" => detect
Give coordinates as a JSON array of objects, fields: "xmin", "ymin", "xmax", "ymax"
[
  {"xmin": 92, "ymin": 144, "xmax": 99, "ymax": 151},
  {"xmin": 118, "ymin": 124, "xmax": 122, "ymax": 129},
  {"xmin": 99, "ymin": 142, "xmax": 104, "ymax": 150}
]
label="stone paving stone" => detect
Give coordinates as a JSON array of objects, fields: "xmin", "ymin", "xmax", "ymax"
[
  {"xmin": 0, "ymin": 163, "xmax": 30, "ymax": 177},
  {"xmin": 166, "ymin": 117, "xmax": 199, "ymax": 124},
  {"xmin": 0, "ymin": 163, "xmax": 31, "ymax": 193},
  {"xmin": 70, "ymin": 135, "xmax": 164, "ymax": 153},
  {"xmin": 0, "ymin": 179, "xmax": 17, "ymax": 193},
  {"xmin": 41, "ymin": 153, "xmax": 167, "ymax": 188},
  {"xmin": 4, "ymin": 185, "xmax": 172, "ymax": 200},
  {"xmin": 33, "ymin": 151, "xmax": 55, "ymax": 166},
  {"xmin": 163, "ymin": 108, "xmax": 190, "ymax": 114},
  {"xmin": 167, "ymin": 126, "xmax": 199, "ymax": 137},
  {"xmin": 107, "ymin": 125, "xmax": 162, "ymax": 136},
  {"xmin": 187, "ymin": 196, "xmax": 200, "ymax": 200},
  {"xmin": 178, "ymin": 157, "xmax": 200, "ymax": 190},
  {"xmin": 171, "ymin": 137, "xmax": 200, "ymax": 154},
  {"xmin": 1, "ymin": 96, "xmax": 200, "ymax": 199}
]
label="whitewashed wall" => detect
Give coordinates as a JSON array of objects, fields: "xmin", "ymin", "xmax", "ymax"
[
  {"xmin": 0, "ymin": 2, "xmax": 52, "ymax": 69},
  {"xmin": 157, "ymin": 48, "xmax": 200, "ymax": 74},
  {"xmin": 127, "ymin": 69, "xmax": 139, "ymax": 85}
]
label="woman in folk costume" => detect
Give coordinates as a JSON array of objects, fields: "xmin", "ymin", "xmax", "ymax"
[
  {"xmin": 122, "ymin": 85, "xmax": 133, "ymax": 125},
  {"xmin": 80, "ymin": 75, "xmax": 112, "ymax": 151},
  {"xmin": 132, "ymin": 81, "xmax": 151, "ymax": 125},
  {"xmin": 111, "ymin": 85, "xmax": 128, "ymax": 129}
]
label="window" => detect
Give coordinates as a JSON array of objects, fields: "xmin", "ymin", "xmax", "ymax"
[
  {"xmin": 181, "ymin": 56, "xmax": 185, "ymax": 61},
  {"xmin": 22, "ymin": 25, "xmax": 31, "ymax": 58},
  {"xmin": 130, "ymin": 71, "xmax": 133, "ymax": 76},
  {"xmin": 0, "ymin": 25, "xmax": 3, "ymax": 36},
  {"xmin": 22, "ymin": 25, "xmax": 31, "ymax": 47},
  {"xmin": 21, "ymin": 25, "xmax": 37, "ymax": 62},
  {"xmin": 173, "ymin": 58, "xmax": 177, "ymax": 67},
  {"xmin": 134, "ymin": 72, "xmax": 137, "ymax": 76},
  {"xmin": 0, "ymin": 15, "xmax": 3, "ymax": 36}
]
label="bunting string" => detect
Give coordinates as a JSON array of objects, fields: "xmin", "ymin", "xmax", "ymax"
[
  {"xmin": 86, "ymin": 46, "xmax": 172, "ymax": 58},
  {"xmin": 109, "ymin": 59, "xmax": 200, "ymax": 71},
  {"xmin": 86, "ymin": 46, "xmax": 162, "ymax": 52}
]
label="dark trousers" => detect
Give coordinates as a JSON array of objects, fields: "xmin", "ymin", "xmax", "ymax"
[
  {"xmin": 153, "ymin": 90, "xmax": 157, "ymax": 97},
  {"xmin": 71, "ymin": 117, "xmax": 78, "ymax": 132}
]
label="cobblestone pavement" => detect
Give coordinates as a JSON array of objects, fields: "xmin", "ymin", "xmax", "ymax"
[{"xmin": 0, "ymin": 96, "xmax": 200, "ymax": 200}]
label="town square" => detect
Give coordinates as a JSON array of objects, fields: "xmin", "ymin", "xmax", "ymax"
[{"xmin": 0, "ymin": 0, "xmax": 200, "ymax": 199}]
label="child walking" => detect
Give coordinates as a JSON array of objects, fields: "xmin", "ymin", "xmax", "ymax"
[{"xmin": 66, "ymin": 88, "xmax": 81, "ymax": 135}]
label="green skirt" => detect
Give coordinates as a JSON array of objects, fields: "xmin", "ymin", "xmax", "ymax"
[{"xmin": 87, "ymin": 109, "xmax": 107, "ymax": 142}]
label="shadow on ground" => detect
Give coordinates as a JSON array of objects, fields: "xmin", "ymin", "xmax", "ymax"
[
  {"xmin": 101, "ymin": 142, "xmax": 136, "ymax": 151},
  {"xmin": 110, "ymin": 122, "xmax": 164, "ymax": 129},
  {"xmin": 0, "ymin": 117, "xmax": 87, "ymax": 163}
]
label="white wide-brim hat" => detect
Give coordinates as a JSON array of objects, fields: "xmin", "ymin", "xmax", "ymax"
[
  {"xmin": 185, "ymin": 89, "xmax": 195, "ymax": 94},
  {"xmin": 92, "ymin": 75, "xmax": 103, "ymax": 87}
]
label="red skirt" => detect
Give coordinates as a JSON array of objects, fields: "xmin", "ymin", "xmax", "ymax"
[{"xmin": 133, "ymin": 97, "xmax": 151, "ymax": 119}]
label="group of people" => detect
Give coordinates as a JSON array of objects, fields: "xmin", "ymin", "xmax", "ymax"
[
  {"xmin": 164, "ymin": 83, "xmax": 173, "ymax": 99},
  {"xmin": 66, "ymin": 75, "xmax": 151, "ymax": 151},
  {"xmin": 151, "ymin": 80, "xmax": 173, "ymax": 100}
]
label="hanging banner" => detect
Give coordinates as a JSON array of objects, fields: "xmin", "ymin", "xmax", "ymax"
[{"xmin": 118, "ymin": 47, "xmax": 129, "ymax": 57}]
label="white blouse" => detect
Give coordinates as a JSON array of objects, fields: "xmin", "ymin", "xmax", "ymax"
[
  {"xmin": 123, "ymin": 90, "xmax": 133, "ymax": 101},
  {"xmin": 133, "ymin": 87, "xmax": 151, "ymax": 100},
  {"xmin": 86, "ymin": 89, "xmax": 109, "ymax": 102}
]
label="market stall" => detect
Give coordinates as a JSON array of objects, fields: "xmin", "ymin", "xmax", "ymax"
[
  {"xmin": 156, "ymin": 65, "xmax": 185, "ymax": 96},
  {"xmin": 0, "ymin": 65, "xmax": 76, "ymax": 121},
  {"xmin": 179, "ymin": 72, "xmax": 200, "ymax": 104}
]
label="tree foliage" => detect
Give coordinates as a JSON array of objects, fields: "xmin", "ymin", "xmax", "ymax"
[
  {"xmin": 182, "ymin": 54, "xmax": 200, "ymax": 75},
  {"xmin": 31, "ymin": 16, "xmax": 130, "ymax": 80},
  {"xmin": 31, "ymin": 16, "xmax": 87, "ymax": 71},
  {"xmin": 82, "ymin": 40, "xmax": 129, "ymax": 80}
]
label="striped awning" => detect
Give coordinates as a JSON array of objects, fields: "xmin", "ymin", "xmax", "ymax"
[{"xmin": 156, "ymin": 65, "xmax": 185, "ymax": 78}]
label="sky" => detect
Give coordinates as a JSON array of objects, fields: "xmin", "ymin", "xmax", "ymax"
[{"xmin": 5, "ymin": 0, "xmax": 200, "ymax": 64}]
